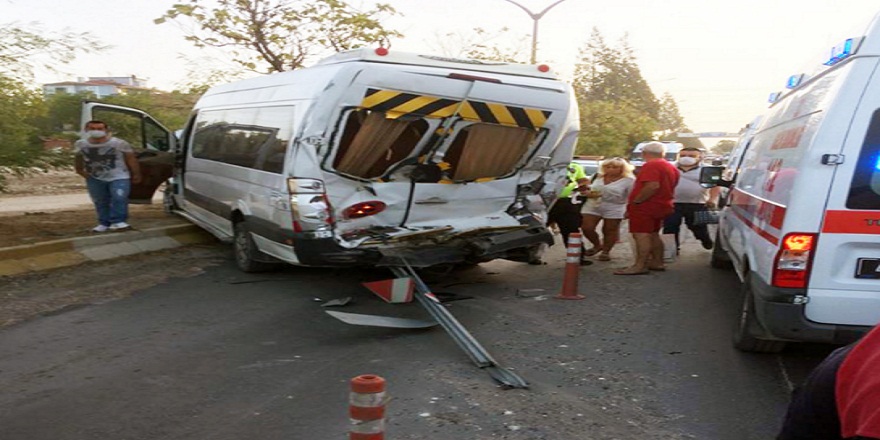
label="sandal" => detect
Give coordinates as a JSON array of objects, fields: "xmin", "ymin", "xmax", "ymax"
[
  {"xmin": 597, "ymin": 253, "xmax": 611, "ymax": 261},
  {"xmin": 583, "ymin": 247, "xmax": 601, "ymax": 257}
]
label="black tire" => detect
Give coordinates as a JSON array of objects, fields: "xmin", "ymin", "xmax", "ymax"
[
  {"xmin": 233, "ymin": 221, "xmax": 277, "ymax": 273},
  {"xmin": 710, "ymin": 229, "xmax": 733, "ymax": 269},
  {"xmin": 733, "ymin": 274, "xmax": 787, "ymax": 353}
]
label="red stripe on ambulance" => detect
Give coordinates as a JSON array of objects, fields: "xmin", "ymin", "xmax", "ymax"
[
  {"xmin": 822, "ymin": 210, "xmax": 880, "ymax": 234},
  {"xmin": 727, "ymin": 188, "xmax": 787, "ymax": 245}
]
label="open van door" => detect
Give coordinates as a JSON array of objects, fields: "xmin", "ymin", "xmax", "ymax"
[{"xmin": 81, "ymin": 102, "xmax": 176, "ymax": 204}]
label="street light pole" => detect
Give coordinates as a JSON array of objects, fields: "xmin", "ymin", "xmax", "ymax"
[{"xmin": 500, "ymin": 0, "xmax": 567, "ymax": 64}]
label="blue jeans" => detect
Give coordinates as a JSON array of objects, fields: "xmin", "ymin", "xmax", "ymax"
[{"xmin": 86, "ymin": 177, "xmax": 131, "ymax": 226}]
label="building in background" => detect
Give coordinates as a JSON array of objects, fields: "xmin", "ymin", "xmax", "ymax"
[{"xmin": 42, "ymin": 75, "xmax": 152, "ymax": 98}]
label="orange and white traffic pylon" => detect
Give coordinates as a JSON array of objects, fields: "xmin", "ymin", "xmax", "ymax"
[
  {"xmin": 556, "ymin": 232, "xmax": 586, "ymax": 300},
  {"xmin": 349, "ymin": 374, "xmax": 387, "ymax": 440}
]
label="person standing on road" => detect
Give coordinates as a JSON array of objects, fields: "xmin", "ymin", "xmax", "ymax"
[
  {"xmin": 580, "ymin": 157, "xmax": 635, "ymax": 262},
  {"xmin": 777, "ymin": 325, "xmax": 880, "ymax": 440},
  {"xmin": 662, "ymin": 147, "xmax": 720, "ymax": 254},
  {"xmin": 547, "ymin": 162, "xmax": 592, "ymax": 266},
  {"xmin": 74, "ymin": 120, "xmax": 142, "ymax": 233},
  {"xmin": 615, "ymin": 142, "xmax": 679, "ymax": 275}
]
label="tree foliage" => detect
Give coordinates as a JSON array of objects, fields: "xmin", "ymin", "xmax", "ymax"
[
  {"xmin": 156, "ymin": 0, "xmax": 403, "ymax": 73},
  {"xmin": 429, "ymin": 27, "xmax": 529, "ymax": 63},
  {"xmin": 576, "ymin": 100, "xmax": 656, "ymax": 157},
  {"xmin": 712, "ymin": 139, "xmax": 738, "ymax": 154},
  {"xmin": 573, "ymin": 29, "xmax": 659, "ymax": 119},
  {"xmin": 657, "ymin": 92, "xmax": 686, "ymax": 133},
  {"xmin": 572, "ymin": 28, "xmax": 667, "ymax": 156},
  {"xmin": 0, "ymin": 23, "xmax": 106, "ymax": 190},
  {"xmin": 0, "ymin": 23, "xmax": 107, "ymax": 80}
]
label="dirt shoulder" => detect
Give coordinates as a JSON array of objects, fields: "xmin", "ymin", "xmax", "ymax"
[{"xmin": 0, "ymin": 170, "xmax": 181, "ymax": 248}]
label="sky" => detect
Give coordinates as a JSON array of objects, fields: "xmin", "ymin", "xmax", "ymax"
[{"xmin": 4, "ymin": 0, "xmax": 880, "ymax": 135}]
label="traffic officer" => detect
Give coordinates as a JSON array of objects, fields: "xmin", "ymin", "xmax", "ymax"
[{"xmin": 547, "ymin": 162, "xmax": 592, "ymax": 265}]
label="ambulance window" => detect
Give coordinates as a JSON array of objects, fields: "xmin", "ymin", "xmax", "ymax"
[
  {"xmin": 442, "ymin": 123, "xmax": 540, "ymax": 181},
  {"xmin": 846, "ymin": 109, "xmax": 880, "ymax": 209},
  {"xmin": 333, "ymin": 109, "xmax": 428, "ymax": 179}
]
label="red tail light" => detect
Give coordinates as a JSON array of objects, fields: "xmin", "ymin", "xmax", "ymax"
[
  {"xmin": 288, "ymin": 178, "xmax": 334, "ymax": 233},
  {"xmin": 343, "ymin": 201, "xmax": 386, "ymax": 219},
  {"xmin": 537, "ymin": 64, "xmax": 550, "ymax": 72},
  {"xmin": 772, "ymin": 233, "xmax": 817, "ymax": 289}
]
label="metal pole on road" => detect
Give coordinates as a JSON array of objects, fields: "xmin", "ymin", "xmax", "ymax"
[{"xmin": 500, "ymin": 0, "xmax": 568, "ymax": 64}]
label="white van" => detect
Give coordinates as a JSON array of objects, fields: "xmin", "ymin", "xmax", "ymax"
[
  {"xmin": 703, "ymin": 14, "xmax": 880, "ymax": 352},
  {"xmin": 83, "ymin": 48, "xmax": 579, "ymax": 271},
  {"xmin": 629, "ymin": 140, "xmax": 682, "ymax": 169}
]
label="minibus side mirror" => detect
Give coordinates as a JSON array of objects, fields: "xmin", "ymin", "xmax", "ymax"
[{"xmin": 699, "ymin": 166, "xmax": 730, "ymax": 188}]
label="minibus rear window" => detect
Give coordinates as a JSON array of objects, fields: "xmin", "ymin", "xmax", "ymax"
[
  {"xmin": 442, "ymin": 123, "xmax": 540, "ymax": 181},
  {"xmin": 333, "ymin": 109, "xmax": 428, "ymax": 179},
  {"xmin": 847, "ymin": 109, "xmax": 880, "ymax": 209}
]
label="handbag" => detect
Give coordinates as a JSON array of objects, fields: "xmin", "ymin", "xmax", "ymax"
[{"xmin": 693, "ymin": 209, "xmax": 719, "ymax": 226}]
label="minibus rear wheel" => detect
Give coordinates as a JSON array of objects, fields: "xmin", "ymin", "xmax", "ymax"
[
  {"xmin": 733, "ymin": 273, "xmax": 787, "ymax": 353},
  {"xmin": 233, "ymin": 221, "xmax": 278, "ymax": 273}
]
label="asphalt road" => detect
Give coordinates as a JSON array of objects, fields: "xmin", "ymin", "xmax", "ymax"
[{"xmin": 0, "ymin": 238, "xmax": 836, "ymax": 439}]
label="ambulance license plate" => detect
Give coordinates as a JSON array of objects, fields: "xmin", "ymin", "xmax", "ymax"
[{"xmin": 855, "ymin": 258, "xmax": 880, "ymax": 279}]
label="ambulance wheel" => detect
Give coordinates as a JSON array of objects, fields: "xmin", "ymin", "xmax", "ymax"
[
  {"xmin": 233, "ymin": 221, "xmax": 277, "ymax": 273},
  {"xmin": 733, "ymin": 274, "xmax": 787, "ymax": 353},
  {"xmin": 709, "ymin": 230, "xmax": 733, "ymax": 269}
]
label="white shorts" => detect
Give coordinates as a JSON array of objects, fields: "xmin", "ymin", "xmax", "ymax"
[{"xmin": 582, "ymin": 202, "xmax": 626, "ymax": 220}]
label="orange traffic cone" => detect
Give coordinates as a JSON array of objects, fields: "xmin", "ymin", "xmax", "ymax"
[
  {"xmin": 556, "ymin": 232, "xmax": 586, "ymax": 300},
  {"xmin": 349, "ymin": 375, "xmax": 387, "ymax": 440}
]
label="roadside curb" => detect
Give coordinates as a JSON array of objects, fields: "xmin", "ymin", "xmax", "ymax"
[{"xmin": 0, "ymin": 224, "xmax": 216, "ymax": 277}]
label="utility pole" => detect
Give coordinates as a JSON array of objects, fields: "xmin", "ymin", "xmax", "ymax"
[{"xmin": 500, "ymin": 0, "xmax": 567, "ymax": 64}]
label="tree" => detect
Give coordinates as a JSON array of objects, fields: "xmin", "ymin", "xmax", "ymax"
[
  {"xmin": 572, "ymin": 28, "xmax": 661, "ymax": 156},
  {"xmin": 573, "ymin": 29, "xmax": 659, "ymax": 119},
  {"xmin": 0, "ymin": 23, "xmax": 107, "ymax": 80},
  {"xmin": 0, "ymin": 23, "xmax": 105, "ymax": 190},
  {"xmin": 576, "ymin": 100, "xmax": 656, "ymax": 157},
  {"xmin": 156, "ymin": 0, "xmax": 403, "ymax": 73},
  {"xmin": 429, "ymin": 27, "xmax": 529, "ymax": 63},
  {"xmin": 712, "ymin": 139, "xmax": 738, "ymax": 155},
  {"xmin": 657, "ymin": 92, "xmax": 686, "ymax": 134}
]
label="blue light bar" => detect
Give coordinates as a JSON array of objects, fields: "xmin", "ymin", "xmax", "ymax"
[
  {"xmin": 874, "ymin": 154, "xmax": 880, "ymax": 171},
  {"xmin": 786, "ymin": 74, "xmax": 805, "ymax": 89},
  {"xmin": 825, "ymin": 38, "xmax": 855, "ymax": 66},
  {"xmin": 768, "ymin": 92, "xmax": 782, "ymax": 103}
]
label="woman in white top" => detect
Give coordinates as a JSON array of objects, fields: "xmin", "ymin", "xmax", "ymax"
[{"xmin": 581, "ymin": 157, "xmax": 635, "ymax": 261}]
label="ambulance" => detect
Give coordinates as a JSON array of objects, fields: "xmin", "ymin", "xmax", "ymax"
[
  {"xmin": 703, "ymin": 12, "xmax": 880, "ymax": 352},
  {"xmin": 82, "ymin": 48, "xmax": 579, "ymax": 272}
]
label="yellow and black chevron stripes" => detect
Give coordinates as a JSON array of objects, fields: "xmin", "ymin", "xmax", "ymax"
[{"xmin": 361, "ymin": 88, "xmax": 551, "ymax": 130}]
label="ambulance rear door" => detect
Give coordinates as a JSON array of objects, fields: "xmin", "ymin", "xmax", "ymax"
[{"xmin": 807, "ymin": 55, "xmax": 880, "ymax": 326}]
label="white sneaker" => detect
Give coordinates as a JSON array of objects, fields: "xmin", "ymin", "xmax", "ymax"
[
  {"xmin": 109, "ymin": 222, "xmax": 131, "ymax": 231},
  {"xmin": 92, "ymin": 225, "xmax": 109, "ymax": 233}
]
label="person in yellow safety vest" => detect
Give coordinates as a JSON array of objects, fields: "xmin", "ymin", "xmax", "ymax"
[{"xmin": 547, "ymin": 162, "xmax": 592, "ymax": 266}]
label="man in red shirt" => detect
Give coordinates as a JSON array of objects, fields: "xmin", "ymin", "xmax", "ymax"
[{"xmin": 615, "ymin": 142, "xmax": 679, "ymax": 275}]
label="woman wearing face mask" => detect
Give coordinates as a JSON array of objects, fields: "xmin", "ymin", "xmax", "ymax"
[
  {"xmin": 580, "ymin": 157, "xmax": 636, "ymax": 261},
  {"xmin": 661, "ymin": 147, "xmax": 719, "ymax": 255}
]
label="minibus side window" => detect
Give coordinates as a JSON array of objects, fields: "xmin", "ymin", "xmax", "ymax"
[
  {"xmin": 190, "ymin": 106, "xmax": 294, "ymax": 174},
  {"xmin": 846, "ymin": 109, "xmax": 880, "ymax": 209}
]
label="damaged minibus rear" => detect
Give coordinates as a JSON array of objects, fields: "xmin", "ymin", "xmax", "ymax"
[{"xmin": 83, "ymin": 48, "xmax": 579, "ymax": 271}]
